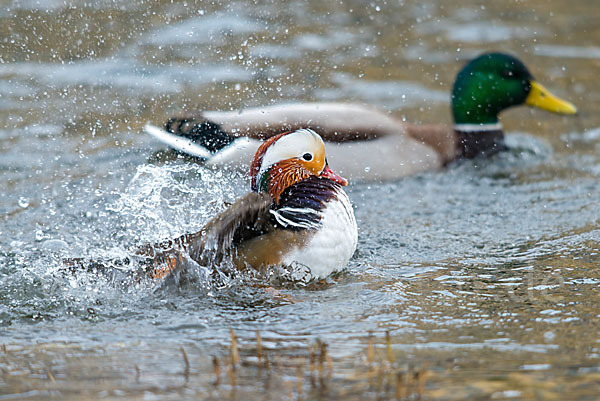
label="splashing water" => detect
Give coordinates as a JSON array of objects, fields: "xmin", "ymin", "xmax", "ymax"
[
  {"xmin": 108, "ymin": 163, "xmax": 243, "ymax": 244},
  {"xmin": 1, "ymin": 161, "xmax": 254, "ymax": 325}
]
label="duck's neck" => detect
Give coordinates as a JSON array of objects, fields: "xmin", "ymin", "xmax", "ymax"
[
  {"xmin": 453, "ymin": 123, "xmax": 506, "ymax": 159},
  {"xmin": 451, "ymin": 76, "xmax": 510, "ymax": 159}
]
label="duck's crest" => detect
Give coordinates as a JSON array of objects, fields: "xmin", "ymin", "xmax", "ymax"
[{"xmin": 250, "ymin": 132, "xmax": 289, "ymax": 191}]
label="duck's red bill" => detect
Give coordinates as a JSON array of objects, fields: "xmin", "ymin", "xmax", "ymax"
[{"xmin": 321, "ymin": 165, "xmax": 348, "ymax": 186}]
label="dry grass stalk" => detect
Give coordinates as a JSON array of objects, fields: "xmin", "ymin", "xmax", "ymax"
[
  {"xmin": 395, "ymin": 371, "xmax": 405, "ymax": 400},
  {"xmin": 309, "ymin": 344, "xmax": 316, "ymax": 371},
  {"xmin": 416, "ymin": 369, "xmax": 427, "ymax": 399},
  {"xmin": 317, "ymin": 341, "xmax": 324, "ymax": 384},
  {"xmin": 256, "ymin": 329, "xmax": 263, "ymax": 365},
  {"xmin": 227, "ymin": 364, "xmax": 236, "ymax": 387},
  {"xmin": 318, "ymin": 340, "xmax": 326, "ymax": 368},
  {"xmin": 212, "ymin": 356, "xmax": 221, "ymax": 386},
  {"xmin": 296, "ymin": 364, "xmax": 304, "ymax": 398},
  {"xmin": 180, "ymin": 347, "xmax": 190, "ymax": 381},
  {"xmin": 46, "ymin": 367, "xmax": 55, "ymax": 382},
  {"xmin": 309, "ymin": 344, "xmax": 317, "ymax": 388},
  {"xmin": 230, "ymin": 328, "xmax": 240, "ymax": 368},
  {"xmin": 325, "ymin": 350, "xmax": 333, "ymax": 374},
  {"xmin": 386, "ymin": 331, "xmax": 394, "ymax": 364},
  {"xmin": 375, "ymin": 363, "xmax": 385, "ymax": 394},
  {"xmin": 316, "ymin": 340, "xmax": 328, "ymax": 389},
  {"xmin": 286, "ymin": 380, "xmax": 293, "ymax": 400},
  {"xmin": 367, "ymin": 331, "xmax": 374, "ymax": 366}
]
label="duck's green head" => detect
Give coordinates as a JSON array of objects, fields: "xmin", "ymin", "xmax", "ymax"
[{"xmin": 451, "ymin": 52, "xmax": 577, "ymax": 126}]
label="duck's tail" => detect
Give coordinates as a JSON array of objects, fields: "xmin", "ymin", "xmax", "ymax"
[
  {"xmin": 144, "ymin": 118, "xmax": 260, "ymax": 170},
  {"xmin": 143, "ymin": 116, "xmax": 233, "ymax": 159}
]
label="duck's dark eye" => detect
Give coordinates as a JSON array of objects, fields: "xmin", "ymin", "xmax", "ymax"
[{"xmin": 302, "ymin": 153, "xmax": 313, "ymax": 161}]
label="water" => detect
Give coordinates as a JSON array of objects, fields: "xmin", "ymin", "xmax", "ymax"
[{"xmin": 1, "ymin": 0, "xmax": 600, "ymax": 399}]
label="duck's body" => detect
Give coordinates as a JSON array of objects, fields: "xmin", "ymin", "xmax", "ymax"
[
  {"xmin": 146, "ymin": 103, "xmax": 446, "ymax": 181},
  {"xmin": 145, "ymin": 53, "xmax": 577, "ymax": 182},
  {"xmin": 204, "ymin": 103, "xmax": 450, "ymax": 180},
  {"xmin": 141, "ymin": 128, "xmax": 357, "ymax": 281}
]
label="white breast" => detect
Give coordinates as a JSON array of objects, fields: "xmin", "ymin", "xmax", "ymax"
[{"xmin": 281, "ymin": 189, "xmax": 358, "ymax": 280}]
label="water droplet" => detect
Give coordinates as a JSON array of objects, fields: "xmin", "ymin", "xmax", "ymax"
[
  {"xmin": 18, "ymin": 197, "xmax": 29, "ymax": 208},
  {"xmin": 41, "ymin": 239, "xmax": 69, "ymax": 252}
]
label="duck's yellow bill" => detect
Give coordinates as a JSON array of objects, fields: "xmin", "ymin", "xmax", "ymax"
[{"xmin": 526, "ymin": 80, "xmax": 577, "ymax": 115}]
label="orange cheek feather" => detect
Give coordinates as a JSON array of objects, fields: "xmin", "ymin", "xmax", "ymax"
[
  {"xmin": 299, "ymin": 149, "xmax": 347, "ymax": 185},
  {"xmin": 303, "ymin": 152, "xmax": 325, "ymax": 175},
  {"xmin": 267, "ymin": 160, "xmax": 311, "ymax": 205}
]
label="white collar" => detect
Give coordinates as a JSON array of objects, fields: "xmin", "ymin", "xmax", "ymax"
[{"xmin": 453, "ymin": 122, "xmax": 503, "ymax": 132}]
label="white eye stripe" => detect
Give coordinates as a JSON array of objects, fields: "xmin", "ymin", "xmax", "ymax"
[{"xmin": 258, "ymin": 129, "xmax": 324, "ymax": 178}]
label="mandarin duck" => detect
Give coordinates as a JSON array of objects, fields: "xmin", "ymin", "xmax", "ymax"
[{"xmin": 138, "ymin": 128, "xmax": 358, "ymax": 282}]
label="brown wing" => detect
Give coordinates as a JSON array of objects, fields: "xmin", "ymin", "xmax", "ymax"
[
  {"xmin": 186, "ymin": 191, "xmax": 272, "ymax": 262},
  {"xmin": 138, "ymin": 192, "xmax": 273, "ymax": 279}
]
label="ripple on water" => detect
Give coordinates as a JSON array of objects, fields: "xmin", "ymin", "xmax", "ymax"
[
  {"xmin": 0, "ymin": 60, "xmax": 254, "ymax": 94},
  {"xmin": 416, "ymin": 19, "xmax": 544, "ymax": 43},
  {"xmin": 1, "ymin": 0, "xmax": 600, "ymax": 398},
  {"xmin": 144, "ymin": 9, "xmax": 265, "ymax": 46},
  {"xmin": 535, "ymin": 44, "xmax": 600, "ymax": 60},
  {"xmin": 315, "ymin": 72, "xmax": 449, "ymax": 109}
]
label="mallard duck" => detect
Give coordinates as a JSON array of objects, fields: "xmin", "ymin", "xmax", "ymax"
[
  {"xmin": 117, "ymin": 128, "xmax": 357, "ymax": 282},
  {"xmin": 144, "ymin": 52, "xmax": 577, "ymax": 181}
]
